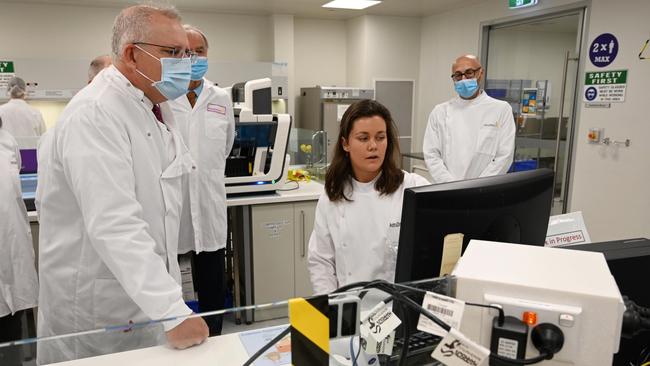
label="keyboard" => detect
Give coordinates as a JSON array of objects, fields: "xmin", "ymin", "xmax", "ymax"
[{"xmin": 384, "ymin": 331, "xmax": 443, "ymax": 366}]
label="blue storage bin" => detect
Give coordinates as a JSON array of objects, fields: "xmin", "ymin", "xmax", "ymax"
[{"xmin": 513, "ymin": 160, "xmax": 537, "ymax": 172}]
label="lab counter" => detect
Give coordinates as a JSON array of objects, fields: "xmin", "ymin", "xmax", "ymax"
[
  {"xmin": 27, "ymin": 180, "xmax": 324, "ymax": 222},
  {"xmin": 46, "ymin": 331, "xmax": 255, "ymax": 366}
]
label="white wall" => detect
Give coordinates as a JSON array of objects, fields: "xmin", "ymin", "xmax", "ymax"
[
  {"xmin": 293, "ymin": 17, "xmax": 347, "ymax": 122},
  {"xmin": 346, "ymin": 16, "xmax": 368, "ymax": 88},
  {"xmin": 0, "ymin": 2, "xmax": 272, "ymax": 62},
  {"xmin": 568, "ymin": 0, "xmax": 650, "ymax": 241},
  {"xmin": 355, "ymin": 15, "xmax": 421, "ymax": 89},
  {"xmin": 416, "ymin": 0, "xmax": 650, "ymax": 241}
]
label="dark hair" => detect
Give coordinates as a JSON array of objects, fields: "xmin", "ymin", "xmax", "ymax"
[{"xmin": 325, "ymin": 99, "xmax": 404, "ymax": 202}]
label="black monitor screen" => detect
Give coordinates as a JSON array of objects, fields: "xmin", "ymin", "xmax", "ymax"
[{"xmin": 395, "ymin": 168, "xmax": 554, "ymax": 283}]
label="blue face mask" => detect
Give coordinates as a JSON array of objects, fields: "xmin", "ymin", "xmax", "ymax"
[
  {"xmin": 135, "ymin": 45, "xmax": 191, "ymax": 101},
  {"xmin": 191, "ymin": 57, "xmax": 209, "ymax": 80},
  {"xmin": 454, "ymin": 78, "xmax": 479, "ymax": 99}
]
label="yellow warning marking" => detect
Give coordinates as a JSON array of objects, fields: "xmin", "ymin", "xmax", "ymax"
[{"xmin": 289, "ymin": 298, "xmax": 330, "ymax": 354}]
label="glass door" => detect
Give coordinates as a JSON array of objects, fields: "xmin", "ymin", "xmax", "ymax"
[{"xmin": 482, "ymin": 11, "xmax": 584, "ymax": 214}]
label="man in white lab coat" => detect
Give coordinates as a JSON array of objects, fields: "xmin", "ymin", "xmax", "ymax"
[
  {"xmin": 423, "ymin": 55, "xmax": 515, "ymax": 183},
  {"xmin": 168, "ymin": 25, "xmax": 235, "ymax": 336},
  {"xmin": 0, "ymin": 77, "xmax": 47, "ymax": 137},
  {"xmin": 0, "ymin": 119, "xmax": 38, "ymax": 366},
  {"xmin": 36, "ymin": 5, "xmax": 208, "ymax": 364}
]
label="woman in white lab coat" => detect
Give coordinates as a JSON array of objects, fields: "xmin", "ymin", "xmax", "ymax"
[
  {"xmin": 0, "ymin": 123, "xmax": 38, "ymax": 365},
  {"xmin": 307, "ymin": 99, "xmax": 430, "ymax": 295},
  {"xmin": 0, "ymin": 77, "xmax": 47, "ymax": 137}
]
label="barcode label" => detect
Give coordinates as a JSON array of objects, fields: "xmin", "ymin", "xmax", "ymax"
[
  {"xmin": 427, "ymin": 304, "xmax": 455, "ymax": 317},
  {"xmin": 417, "ymin": 292, "xmax": 465, "ymax": 337}
]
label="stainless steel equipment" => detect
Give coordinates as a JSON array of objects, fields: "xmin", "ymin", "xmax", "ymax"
[{"xmin": 299, "ymin": 86, "xmax": 374, "ymax": 162}]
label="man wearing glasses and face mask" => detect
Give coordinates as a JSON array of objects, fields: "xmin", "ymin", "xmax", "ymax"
[
  {"xmin": 36, "ymin": 5, "xmax": 208, "ymax": 364},
  {"xmin": 423, "ymin": 54, "xmax": 515, "ymax": 183}
]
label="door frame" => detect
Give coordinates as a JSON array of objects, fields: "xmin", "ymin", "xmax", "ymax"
[{"xmin": 478, "ymin": 1, "xmax": 592, "ymax": 213}]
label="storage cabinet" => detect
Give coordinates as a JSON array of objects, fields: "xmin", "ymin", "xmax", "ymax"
[{"xmin": 250, "ymin": 200, "xmax": 317, "ymax": 320}]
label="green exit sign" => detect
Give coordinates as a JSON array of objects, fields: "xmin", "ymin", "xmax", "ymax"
[
  {"xmin": 509, "ymin": 0, "xmax": 538, "ymax": 9},
  {"xmin": 0, "ymin": 61, "xmax": 14, "ymax": 73}
]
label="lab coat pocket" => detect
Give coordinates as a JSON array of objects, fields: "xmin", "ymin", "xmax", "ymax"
[{"xmin": 92, "ymin": 279, "xmax": 146, "ymax": 328}]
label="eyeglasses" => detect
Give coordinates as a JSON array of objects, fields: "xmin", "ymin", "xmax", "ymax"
[
  {"xmin": 133, "ymin": 42, "xmax": 197, "ymax": 62},
  {"xmin": 451, "ymin": 67, "xmax": 481, "ymax": 81}
]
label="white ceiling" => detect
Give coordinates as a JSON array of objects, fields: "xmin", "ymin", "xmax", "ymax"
[{"xmin": 6, "ymin": 0, "xmax": 486, "ymax": 19}]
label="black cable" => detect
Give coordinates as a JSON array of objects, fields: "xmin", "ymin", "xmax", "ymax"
[
  {"xmin": 466, "ymin": 302, "xmax": 505, "ymax": 326},
  {"xmin": 359, "ymin": 281, "xmax": 555, "ymax": 366},
  {"xmin": 389, "ymin": 282, "xmax": 506, "ymax": 326},
  {"xmin": 242, "ymin": 326, "xmax": 291, "ymax": 366}
]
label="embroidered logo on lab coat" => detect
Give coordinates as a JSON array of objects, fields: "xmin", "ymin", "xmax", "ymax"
[{"xmin": 207, "ymin": 103, "xmax": 226, "ymax": 115}]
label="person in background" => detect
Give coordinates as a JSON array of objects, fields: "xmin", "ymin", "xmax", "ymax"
[
  {"xmin": 423, "ymin": 54, "xmax": 515, "ymax": 183},
  {"xmin": 36, "ymin": 4, "xmax": 207, "ymax": 364},
  {"xmin": 87, "ymin": 54, "xmax": 113, "ymax": 83},
  {"xmin": 0, "ymin": 76, "xmax": 47, "ymax": 137},
  {"xmin": 167, "ymin": 24, "xmax": 235, "ymax": 336},
  {"xmin": 308, "ymin": 99, "xmax": 430, "ymax": 295},
  {"xmin": 0, "ymin": 116, "xmax": 38, "ymax": 366}
]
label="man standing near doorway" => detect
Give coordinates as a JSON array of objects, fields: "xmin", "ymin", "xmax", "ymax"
[
  {"xmin": 167, "ymin": 24, "xmax": 235, "ymax": 336},
  {"xmin": 423, "ymin": 54, "xmax": 515, "ymax": 183}
]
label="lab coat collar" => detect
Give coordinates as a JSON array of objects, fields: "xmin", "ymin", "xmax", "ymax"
[
  {"xmin": 175, "ymin": 78, "xmax": 214, "ymax": 111},
  {"xmin": 454, "ymin": 89, "xmax": 486, "ymax": 106},
  {"xmin": 189, "ymin": 79, "xmax": 204, "ymax": 97},
  {"xmin": 104, "ymin": 66, "xmax": 155, "ymax": 110},
  {"xmin": 351, "ymin": 172, "xmax": 381, "ymax": 193}
]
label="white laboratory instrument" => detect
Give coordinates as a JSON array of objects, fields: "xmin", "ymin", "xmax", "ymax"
[
  {"xmin": 453, "ymin": 240, "xmax": 625, "ymax": 365},
  {"xmin": 225, "ymin": 78, "xmax": 291, "ymax": 195}
]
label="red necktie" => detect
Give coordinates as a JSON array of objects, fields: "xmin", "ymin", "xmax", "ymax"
[
  {"xmin": 152, "ymin": 104, "xmax": 164, "ymax": 124},
  {"xmin": 187, "ymin": 91, "xmax": 197, "ymax": 108}
]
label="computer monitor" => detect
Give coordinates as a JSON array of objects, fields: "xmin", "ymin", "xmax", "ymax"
[
  {"xmin": 20, "ymin": 148, "xmax": 38, "ymax": 174},
  {"xmin": 395, "ymin": 168, "xmax": 554, "ymax": 284}
]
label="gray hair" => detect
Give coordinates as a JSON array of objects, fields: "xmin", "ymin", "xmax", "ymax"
[
  {"xmin": 88, "ymin": 55, "xmax": 112, "ymax": 82},
  {"xmin": 183, "ymin": 24, "xmax": 209, "ymax": 49},
  {"xmin": 8, "ymin": 76, "xmax": 26, "ymax": 99},
  {"xmin": 111, "ymin": 3, "xmax": 182, "ymax": 60}
]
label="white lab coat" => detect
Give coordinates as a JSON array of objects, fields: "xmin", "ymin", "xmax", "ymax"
[
  {"xmin": 36, "ymin": 66, "xmax": 194, "ymax": 364},
  {"xmin": 0, "ymin": 150, "xmax": 38, "ymax": 318},
  {"xmin": 0, "ymin": 98, "xmax": 47, "ymax": 137},
  {"xmin": 167, "ymin": 80, "xmax": 235, "ymax": 253},
  {"xmin": 308, "ymin": 172, "xmax": 430, "ymax": 295},
  {"xmin": 423, "ymin": 91, "xmax": 516, "ymax": 183},
  {"xmin": 0, "ymin": 129, "xmax": 21, "ymax": 169}
]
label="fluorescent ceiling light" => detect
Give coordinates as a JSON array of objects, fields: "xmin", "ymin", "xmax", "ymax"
[{"xmin": 322, "ymin": 0, "xmax": 381, "ymax": 10}]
